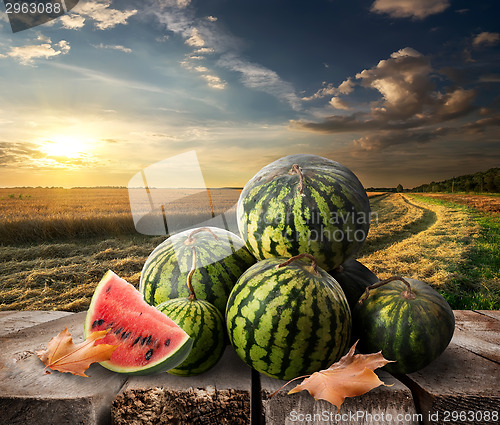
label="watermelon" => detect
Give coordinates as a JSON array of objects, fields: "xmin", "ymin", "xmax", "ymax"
[
  {"xmin": 329, "ymin": 259, "xmax": 379, "ymax": 310},
  {"xmin": 353, "ymin": 277, "xmax": 455, "ymax": 374},
  {"xmin": 140, "ymin": 227, "xmax": 256, "ymax": 316},
  {"xmin": 237, "ymin": 154, "xmax": 371, "ymax": 271},
  {"xmin": 84, "ymin": 270, "xmax": 193, "ymax": 375},
  {"xmin": 225, "ymin": 253, "xmax": 351, "ymax": 380},
  {"xmin": 157, "ymin": 298, "xmax": 225, "ymax": 376}
]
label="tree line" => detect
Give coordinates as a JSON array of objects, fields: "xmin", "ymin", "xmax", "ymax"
[{"xmin": 411, "ymin": 168, "xmax": 500, "ymax": 193}]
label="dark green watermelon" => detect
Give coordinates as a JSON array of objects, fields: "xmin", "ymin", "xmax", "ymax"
[
  {"xmin": 225, "ymin": 254, "xmax": 351, "ymax": 380},
  {"xmin": 353, "ymin": 277, "xmax": 455, "ymax": 374},
  {"xmin": 237, "ymin": 154, "xmax": 371, "ymax": 271},
  {"xmin": 329, "ymin": 259, "xmax": 379, "ymax": 309}
]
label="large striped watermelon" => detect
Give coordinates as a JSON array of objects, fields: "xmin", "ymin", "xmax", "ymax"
[
  {"xmin": 140, "ymin": 227, "xmax": 256, "ymax": 315},
  {"xmin": 237, "ymin": 154, "xmax": 371, "ymax": 271},
  {"xmin": 225, "ymin": 254, "xmax": 351, "ymax": 380},
  {"xmin": 353, "ymin": 277, "xmax": 455, "ymax": 374}
]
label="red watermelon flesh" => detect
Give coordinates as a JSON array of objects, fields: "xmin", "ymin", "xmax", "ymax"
[{"xmin": 84, "ymin": 270, "xmax": 192, "ymax": 375}]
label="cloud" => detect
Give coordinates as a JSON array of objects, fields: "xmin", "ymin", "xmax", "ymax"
[
  {"xmin": 59, "ymin": 14, "xmax": 86, "ymax": 29},
  {"xmin": 303, "ymin": 78, "xmax": 355, "ymax": 101},
  {"xmin": 329, "ymin": 97, "xmax": 351, "ymax": 110},
  {"xmin": 93, "ymin": 43, "xmax": 133, "ymax": 53},
  {"xmin": 293, "ymin": 47, "xmax": 483, "ymax": 151},
  {"xmin": 185, "ymin": 27, "xmax": 205, "ymax": 47},
  {"xmin": 1, "ymin": 36, "xmax": 70, "ymax": 65},
  {"xmin": 218, "ymin": 54, "xmax": 301, "ymax": 109},
  {"xmin": 0, "ymin": 142, "xmax": 44, "ymax": 167},
  {"xmin": 152, "ymin": 1, "xmax": 300, "ymax": 107},
  {"xmin": 472, "ymin": 32, "xmax": 500, "ymax": 47},
  {"xmin": 73, "ymin": 0, "xmax": 137, "ymax": 30},
  {"xmin": 371, "ymin": 0, "xmax": 450, "ymax": 19},
  {"xmin": 201, "ymin": 74, "xmax": 226, "ymax": 90}
]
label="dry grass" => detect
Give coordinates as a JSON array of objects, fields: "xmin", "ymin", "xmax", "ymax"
[
  {"xmin": 0, "ymin": 236, "xmax": 165, "ymax": 311},
  {"xmin": 0, "ymin": 188, "xmax": 240, "ymax": 244},
  {"xmin": 358, "ymin": 194, "xmax": 477, "ymax": 291}
]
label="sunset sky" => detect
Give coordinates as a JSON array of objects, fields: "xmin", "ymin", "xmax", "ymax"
[{"xmin": 0, "ymin": 0, "xmax": 499, "ymax": 189}]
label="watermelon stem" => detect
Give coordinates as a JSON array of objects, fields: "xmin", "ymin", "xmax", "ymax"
[
  {"xmin": 359, "ymin": 276, "xmax": 417, "ymax": 304},
  {"xmin": 290, "ymin": 164, "xmax": 305, "ymax": 195},
  {"xmin": 184, "ymin": 227, "xmax": 219, "ymax": 245},
  {"xmin": 187, "ymin": 247, "xmax": 197, "ymax": 301},
  {"xmin": 276, "ymin": 253, "xmax": 321, "ymax": 276}
]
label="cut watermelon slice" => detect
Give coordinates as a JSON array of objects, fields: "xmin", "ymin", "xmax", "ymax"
[{"xmin": 83, "ymin": 270, "xmax": 193, "ymax": 375}]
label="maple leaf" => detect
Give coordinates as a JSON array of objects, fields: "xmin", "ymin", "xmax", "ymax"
[
  {"xmin": 282, "ymin": 341, "xmax": 394, "ymax": 410},
  {"xmin": 36, "ymin": 327, "xmax": 118, "ymax": 377}
]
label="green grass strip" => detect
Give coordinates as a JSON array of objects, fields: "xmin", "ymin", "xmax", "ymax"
[{"xmin": 409, "ymin": 194, "xmax": 499, "ymax": 310}]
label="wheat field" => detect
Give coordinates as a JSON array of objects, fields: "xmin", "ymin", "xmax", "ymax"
[{"xmin": 0, "ymin": 189, "xmax": 498, "ymax": 311}]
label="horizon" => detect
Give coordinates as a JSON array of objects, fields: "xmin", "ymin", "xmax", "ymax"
[{"xmin": 1, "ymin": 1, "xmax": 499, "ymax": 189}]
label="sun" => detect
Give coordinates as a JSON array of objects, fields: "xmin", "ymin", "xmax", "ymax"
[{"xmin": 40, "ymin": 135, "xmax": 90, "ymax": 159}]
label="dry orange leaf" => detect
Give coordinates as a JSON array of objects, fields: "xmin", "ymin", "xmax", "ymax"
[
  {"xmin": 36, "ymin": 327, "xmax": 118, "ymax": 377},
  {"xmin": 286, "ymin": 341, "xmax": 394, "ymax": 410}
]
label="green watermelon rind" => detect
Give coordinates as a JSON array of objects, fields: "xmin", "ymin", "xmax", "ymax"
[
  {"xmin": 352, "ymin": 278, "xmax": 455, "ymax": 374},
  {"xmin": 237, "ymin": 154, "xmax": 371, "ymax": 271},
  {"xmin": 84, "ymin": 270, "xmax": 193, "ymax": 375},
  {"xmin": 140, "ymin": 227, "xmax": 256, "ymax": 315},
  {"xmin": 225, "ymin": 256, "xmax": 352, "ymax": 381},
  {"xmin": 157, "ymin": 298, "xmax": 226, "ymax": 376}
]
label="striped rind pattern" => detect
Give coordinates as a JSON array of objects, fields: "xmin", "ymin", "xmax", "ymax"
[
  {"xmin": 353, "ymin": 278, "xmax": 455, "ymax": 374},
  {"xmin": 237, "ymin": 154, "xmax": 371, "ymax": 271},
  {"xmin": 225, "ymin": 257, "xmax": 352, "ymax": 380},
  {"xmin": 140, "ymin": 227, "xmax": 256, "ymax": 315},
  {"xmin": 157, "ymin": 298, "xmax": 225, "ymax": 376}
]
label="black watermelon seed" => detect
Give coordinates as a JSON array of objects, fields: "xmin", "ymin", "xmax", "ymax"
[
  {"xmin": 141, "ymin": 336, "xmax": 148, "ymax": 346},
  {"xmin": 164, "ymin": 339, "xmax": 171, "ymax": 347},
  {"xmin": 132, "ymin": 336, "xmax": 141, "ymax": 346},
  {"xmin": 114, "ymin": 327, "xmax": 123, "ymax": 335},
  {"xmin": 106, "ymin": 286, "xmax": 111, "ymax": 293},
  {"xmin": 145, "ymin": 349, "xmax": 153, "ymax": 361},
  {"xmin": 92, "ymin": 319, "xmax": 105, "ymax": 328},
  {"xmin": 145, "ymin": 336, "xmax": 152, "ymax": 345},
  {"xmin": 120, "ymin": 331, "xmax": 129, "ymax": 340}
]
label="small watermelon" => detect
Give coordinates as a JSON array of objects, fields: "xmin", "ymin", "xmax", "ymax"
[
  {"xmin": 237, "ymin": 154, "xmax": 371, "ymax": 271},
  {"xmin": 329, "ymin": 259, "xmax": 379, "ymax": 310},
  {"xmin": 157, "ymin": 299, "xmax": 225, "ymax": 376},
  {"xmin": 156, "ymin": 247, "xmax": 226, "ymax": 376},
  {"xmin": 84, "ymin": 270, "xmax": 193, "ymax": 375},
  {"xmin": 353, "ymin": 277, "xmax": 455, "ymax": 374},
  {"xmin": 140, "ymin": 227, "xmax": 256, "ymax": 316},
  {"xmin": 225, "ymin": 253, "xmax": 351, "ymax": 380}
]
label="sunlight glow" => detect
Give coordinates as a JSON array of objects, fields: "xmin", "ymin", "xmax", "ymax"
[{"xmin": 40, "ymin": 135, "xmax": 91, "ymax": 159}]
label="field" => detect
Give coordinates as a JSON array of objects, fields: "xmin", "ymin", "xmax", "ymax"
[{"xmin": 0, "ymin": 188, "xmax": 498, "ymax": 311}]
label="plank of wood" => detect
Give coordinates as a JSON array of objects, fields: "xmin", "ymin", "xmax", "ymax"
[
  {"xmin": 0, "ymin": 310, "xmax": 73, "ymax": 337},
  {"xmin": 476, "ymin": 310, "xmax": 500, "ymax": 321},
  {"xmin": 112, "ymin": 346, "xmax": 252, "ymax": 425},
  {"xmin": 0, "ymin": 311, "xmax": 127, "ymax": 425},
  {"xmin": 453, "ymin": 310, "xmax": 500, "ymax": 362},
  {"xmin": 398, "ymin": 342, "xmax": 500, "ymax": 425},
  {"xmin": 260, "ymin": 371, "xmax": 418, "ymax": 425}
]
